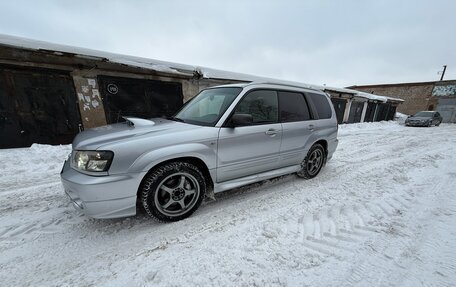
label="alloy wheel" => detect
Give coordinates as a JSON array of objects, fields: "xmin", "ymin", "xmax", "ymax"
[
  {"xmin": 307, "ymin": 149, "xmax": 323, "ymax": 176},
  {"xmin": 154, "ymin": 172, "xmax": 200, "ymax": 217}
]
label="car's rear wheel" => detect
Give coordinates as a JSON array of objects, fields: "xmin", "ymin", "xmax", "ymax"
[
  {"xmin": 140, "ymin": 162, "xmax": 206, "ymax": 222},
  {"xmin": 297, "ymin": 144, "xmax": 326, "ymax": 179}
]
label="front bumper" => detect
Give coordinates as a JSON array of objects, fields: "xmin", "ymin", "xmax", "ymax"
[
  {"xmin": 60, "ymin": 160, "xmax": 146, "ymax": 219},
  {"xmin": 406, "ymin": 121, "xmax": 430, "ymax": 127}
]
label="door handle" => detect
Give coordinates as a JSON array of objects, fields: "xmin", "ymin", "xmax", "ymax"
[
  {"xmin": 308, "ymin": 124, "xmax": 315, "ymax": 131},
  {"xmin": 265, "ymin": 129, "xmax": 278, "ymax": 136}
]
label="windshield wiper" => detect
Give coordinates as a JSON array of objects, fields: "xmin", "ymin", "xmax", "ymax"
[{"xmin": 167, "ymin": 116, "xmax": 185, "ymax": 123}]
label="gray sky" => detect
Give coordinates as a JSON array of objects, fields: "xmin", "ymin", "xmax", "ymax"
[{"xmin": 0, "ymin": 0, "xmax": 455, "ymax": 87}]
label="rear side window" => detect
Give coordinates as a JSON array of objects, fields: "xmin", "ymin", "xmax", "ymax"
[
  {"xmin": 307, "ymin": 93, "xmax": 332, "ymax": 119},
  {"xmin": 278, "ymin": 91, "xmax": 311, "ymax": 122}
]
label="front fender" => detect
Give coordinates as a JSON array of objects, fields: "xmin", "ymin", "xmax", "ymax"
[{"xmin": 128, "ymin": 142, "xmax": 217, "ymax": 173}]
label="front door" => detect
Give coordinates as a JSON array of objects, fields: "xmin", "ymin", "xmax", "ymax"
[{"xmin": 217, "ymin": 90, "xmax": 282, "ymax": 182}]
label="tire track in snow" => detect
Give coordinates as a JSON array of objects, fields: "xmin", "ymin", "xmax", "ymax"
[
  {"xmin": 147, "ymin": 126, "xmax": 450, "ymax": 269},
  {"xmin": 0, "ymin": 210, "xmax": 77, "ymax": 243},
  {"xmin": 291, "ymin": 195, "xmax": 410, "ymax": 258},
  {"xmin": 342, "ymin": 172, "xmax": 455, "ymax": 287}
]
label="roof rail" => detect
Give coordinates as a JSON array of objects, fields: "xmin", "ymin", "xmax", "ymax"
[{"xmin": 248, "ymin": 81, "xmax": 322, "ymax": 91}]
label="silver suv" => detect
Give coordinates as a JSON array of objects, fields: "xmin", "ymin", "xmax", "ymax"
[{"xmin": 61, "ymin": 83, "xmax": 338, "ymax": 221}]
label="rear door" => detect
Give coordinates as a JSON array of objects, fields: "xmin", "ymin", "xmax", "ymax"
[
  {"xmin": 278, "ymin": 91, "xmax": 314, "ymax": 167},
  {"xmin": 217, "ymin": 90, "xmax": 282, "ymax": 182}
]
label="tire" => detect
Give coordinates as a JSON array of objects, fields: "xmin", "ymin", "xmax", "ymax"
[
  {"xmin": 140, "ymin": 162, "xmax": 206, "ymax": 222},
  {"xmin": 297, "ymin": 144, "xmax": 326, "ymax": 179},
  {"xmin": 436, "ymin": 121, "xmax": 441, "ymax": 126}
]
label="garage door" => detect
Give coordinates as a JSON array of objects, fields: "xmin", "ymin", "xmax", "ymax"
[
  {"xmin": 330, "ymin": 98, "xmax": 346, "ymax": 124},
  {"xmin": 364, "ymin": 102, "xmax": 376, "ymax": 122},
  {"xmin": 0, "ymin": 66, "xmax": 81, "ymax": 149},
  {"xmin": 347, "ymin": 101, "xmax": 364, "ymax": 123},
  {"xmin": 98, "ymin": 76, "xmax": 184, "ymax": 124}
]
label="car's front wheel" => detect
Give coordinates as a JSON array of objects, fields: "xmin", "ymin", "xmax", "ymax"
[
  {"xmin": 297, "ymin": 143, "xmax": 326, "ymax": 179},
  {"xmin": 140, "ymin": 162, "xmax": 206, "ymax": 222}
]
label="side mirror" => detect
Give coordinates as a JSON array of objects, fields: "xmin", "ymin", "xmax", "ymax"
[{"xmin": 230, "ymin": 113, "xmax": 253, "ymax": 127}]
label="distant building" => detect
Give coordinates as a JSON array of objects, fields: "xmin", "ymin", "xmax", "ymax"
[
  {"xmin": 323, "ymin": 87, "xmax": 402, "ymax": 125},
  {"xmin": 0, "ymin": 34, "xmax": 402, "ymax": 148},
  {"xmin": 348, "ymin": 80, "xmax": 456, "ymax": 123}
]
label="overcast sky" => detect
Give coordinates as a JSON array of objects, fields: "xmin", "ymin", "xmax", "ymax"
[{"xmin": 0, "ymin": 0, "xmax": 455, "ymax": 87}]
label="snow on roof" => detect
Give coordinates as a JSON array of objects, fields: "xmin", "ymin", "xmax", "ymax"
[
  {"xmin": 0, "ymin": 33, "xmax": 403, "ymax": 103},
  {"xmin": 0, "ymin": 34, "xmax": 196, "ymax": 76},
  {"xmin": 359, "ymin": 92, "xmax": 404, "ymax": 102}
]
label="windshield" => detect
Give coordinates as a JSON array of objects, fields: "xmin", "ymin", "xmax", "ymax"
[
  {"xmin": 174, "ymin": 87, "xmax": 242, "ymax": 126},
  {"xmin": 413, "ymin": 111, "xmax": 433, "ymax": 117}
]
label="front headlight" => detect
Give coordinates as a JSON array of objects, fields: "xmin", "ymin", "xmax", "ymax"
[{"xmin": 72, "ymin": 150, "xmax": 114, "ymax": 172}]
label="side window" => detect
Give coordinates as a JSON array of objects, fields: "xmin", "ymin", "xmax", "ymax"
[
  {"xmin": 307, "ymin": 93, "xmax": 332, "ymax": 119},
  {"xmin": 235, "ymin": 90, "xmax": 278, "ymax": 124},
  {"xmin": 279, "ymin": 91, "xmax": 311, "ymax": 122}
]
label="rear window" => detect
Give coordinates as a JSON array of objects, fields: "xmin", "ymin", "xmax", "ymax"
[
  {"xmin": 278, "ymin": 91, "xmax": 311, "ymax": 122},
  {"xmin": 307, "ymin": 93, "xmax": 332, "ymax": 119}
]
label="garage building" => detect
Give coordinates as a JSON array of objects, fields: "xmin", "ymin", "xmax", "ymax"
[
  {"xmin": 348, "ymin": 80, "xmax": 456, "ymax": 123},
  {"xmin": 0, "ymin": 34, "xmax": 402, "ymax": 148}
]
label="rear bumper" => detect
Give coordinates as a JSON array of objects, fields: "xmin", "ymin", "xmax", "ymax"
[
  {"xmin": 60, "ymin": 160, "xmax": 146, "ymax": 219},
  {"xmin": 327, "ymin": 137, "xmax": 339, "ymax": 161}
]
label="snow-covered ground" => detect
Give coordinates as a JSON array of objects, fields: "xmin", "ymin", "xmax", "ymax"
[{"xmin": 1, "ymin": 122, "xmax": 455, "ymax": 286}]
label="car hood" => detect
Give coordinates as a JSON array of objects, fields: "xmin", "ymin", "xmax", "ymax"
[
  {"xmin": 72, "ymin": 118, "xmax": 199, "ymax": 150},
  {"xmin": 408, "ymin": 116, "xmax": 432, "ymax": 121}
]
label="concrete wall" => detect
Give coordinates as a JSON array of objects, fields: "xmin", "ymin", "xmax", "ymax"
[
  {"xmin": 433, "ymin": 81, "xmax": 456, "ymax": 123},
  {"xmin": 436, "ymin": 98, "xmax": 456, "ymax": 123},
  {"xmin": 72, "ymin": 74, "xmax": 107, "ymax": 128}
]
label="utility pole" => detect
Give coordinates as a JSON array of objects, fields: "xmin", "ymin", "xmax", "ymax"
[{"xmin": 440, "ymin": 65, "xmax": 447, "ymax": 81}]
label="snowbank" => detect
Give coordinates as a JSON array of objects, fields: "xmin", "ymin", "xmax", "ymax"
[{"xmin": 1, "ymin": 122, "xmax": 455, "ymax": 286}]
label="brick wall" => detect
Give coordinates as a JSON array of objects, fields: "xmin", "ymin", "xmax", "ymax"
[{"xmin": 351, "ymin": 83, "xmax": 434, "ymax": 115}]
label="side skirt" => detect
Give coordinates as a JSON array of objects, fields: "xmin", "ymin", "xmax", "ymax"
[{"xmin": 214, "ymin": 165, "xmax": 301, "ymax": 193}]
